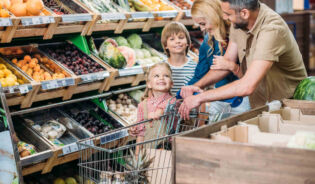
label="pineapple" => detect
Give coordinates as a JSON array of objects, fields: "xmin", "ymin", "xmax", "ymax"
[{"xmin": 124, "ymin": 149, "xmax": 154, "ymax": 184}]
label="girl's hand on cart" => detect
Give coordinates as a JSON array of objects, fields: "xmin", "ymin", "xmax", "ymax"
[
  {"xmin": 129, "ymin": 126, "xmax": 139, "ymax": 136},
  {"xmin": 180, "ymin": 86, "xmax": 203, "ymax": 99},
  {"xmin": 179, "ymin": 95, "xmax": 202, "ymax": 120}
]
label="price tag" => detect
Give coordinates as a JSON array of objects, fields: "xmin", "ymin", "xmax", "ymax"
[
  {"xmin": 185, "ymin": 10, "xmax": 191, "ymax": 17},
  {"xmin": 100, "ymin": 129, "xmax": 129, "ymax": 145},
  {"xmin": 101, "ymin": 13, "xmax": 126, "ymax": 21},
  {"xmin": 118, "ymin": 66, "xmax": 144, "ymax": 77},
  {"xmin": 130, "ymin": 12, "xmax": 154, "ymax": 19},
  {"xmin": 0, "ymin": 18, "xmax": 12, "ymax": 27},
  {"xmin": 8, "ymin": 87, "xmax": 14, "ymax": 94},
  {"xmin": 41, "ymin": 80, "xmax": 58, "ymax": 90},
  {"xmin": 61, "ymin": 14, "xmax": 92, "ymax": 23},
  {"xmin": 62, "ymin": 142, "xmax": 81, "ymax": 155},
  {"xmin": 81, "ymin": 74, "xmax": 93, "ymax": 83},
  {"xmin": 62, "ymin": 144, "xmax": 72, "ymax": 155},
  {"xmin": 21, "ymin": 16, "xmax": 55, "ymax": 26},
  {"xmin": 157, "ymin": 11, "xmax": 178, "ymax": 18},
  {"xmin": 18, "ymin": 85, "xmax": 31, "ymax": 94}
]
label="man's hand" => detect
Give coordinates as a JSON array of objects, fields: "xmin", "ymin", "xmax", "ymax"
[
  {"xmin": 179, "ymin": 95, "xmax": 202, "ymax": 120},
  {"xmin": 180, "ymin": 86, "xmax": 204, "ymax": 99}
]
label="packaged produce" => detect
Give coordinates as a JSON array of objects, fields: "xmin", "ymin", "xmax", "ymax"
[
  {"xmin": 17, "ymin": 141, "xmax": 37, "ymax": 157},
  {"xmin": 31, "ymin": 120, "xmax": 67, "ymax": 140}
]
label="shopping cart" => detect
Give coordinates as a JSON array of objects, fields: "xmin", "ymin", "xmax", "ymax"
[{"xmin": 76, "ymin": 99, "xmax": 228, "ymax": 184}]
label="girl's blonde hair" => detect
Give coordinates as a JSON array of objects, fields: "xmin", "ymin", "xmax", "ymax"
[
  {"xmin": 142, "ymin": 63, "xmax": 173, "ymax": 101},
  {"xmin": 161, "ymin": 22, "xmax": 191, "ymax": 57},
  {"xmin": 191, "ymin": 0, "xmax": 230, "ymax": 55}
]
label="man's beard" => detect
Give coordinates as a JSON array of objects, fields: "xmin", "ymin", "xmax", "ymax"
[
  {"xmin": 233, "ymin": 16, "xmax": 248, "ymax": 30},
  {"xmin": 234, "ymin": 22, "xmax": 248, "ymax": 30}
]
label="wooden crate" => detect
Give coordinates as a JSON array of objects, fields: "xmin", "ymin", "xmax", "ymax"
[
  {"xmin": 174, "ymin": 100, "xmax": 315, "ymax": 184},
  {"xmin": 1, "ymin": 7, "xmax": 59, "ymax": 43}
]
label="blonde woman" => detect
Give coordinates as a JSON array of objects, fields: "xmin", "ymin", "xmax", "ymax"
[{"xmin": 180, "ymin": 0, "xmax": 250, "ymax": 119}]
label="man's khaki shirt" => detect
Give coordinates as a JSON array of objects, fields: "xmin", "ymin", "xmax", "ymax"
[{"xmin": 230, "ymin": 3, "xmax": 307, "ymax": 108}]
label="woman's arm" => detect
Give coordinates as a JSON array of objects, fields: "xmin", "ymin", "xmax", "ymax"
[{"xmin": 211, "ymin": 55, "xmax": 243, "ymax": 78}]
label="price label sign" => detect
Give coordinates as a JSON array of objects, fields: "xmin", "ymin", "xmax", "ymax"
[
  {"xmin": 62, "ymin": 14, "xmax": 92, "ymax": 23},
  {"xmin": 21, "ymin": 16, "xmax": 55, "ymax": 26},
  {"xmin": 118, "ymin": 66, "xmax": 144, "ymax": 77},
  {"xmin": 18, "ymin": 85, "xmax": 31, "ymax": 94},
  {"xmin": 157, "ymin": 11, "xmax": 178, "ymax": 18},
  {"xmin": 0, "ymin": 18, "xmax": 12, "ymax": 27},
  {"xmin": 81, "ymin": 74, "xmax": 93, "ymax": 83},
  {"xmin": 8, "ymin": 87, "xmax": 14, "ymax": 94},
  {"xmin": 62, "ymin": 143, "xmax": 79, "ymax": 155},
  {"xmin": 130, "ymin": 12, "xmax": 154, "ymax": 19},
  {"xmin": 78, "ymin": 140, "xmax": 95, "ymax": 150},
  {"xmin": 41, "ymin": 80, "xmax": 58, "ymax": 90},
  {"xmin": 100, "ymin": 129, "xmax": 129, "ymax": 145},
  {"xmin": 101, "ymin": 13, "xmax": 126, "ymax": 21},
  {"xmin": 185, "ymin": 10, "xmax": 191, "ymax": 17}
]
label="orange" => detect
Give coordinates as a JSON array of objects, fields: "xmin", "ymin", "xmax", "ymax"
[
  {"xmin": 21, "ymin": 65, "xmax": 28, "ymax": 72},
  {"xmin": 23, "ymin": 55, "xmax": 31, "ymax": 62},
  {"xmin": 12, "ymin": 58, "xmax": 18, "ymax": 64}
]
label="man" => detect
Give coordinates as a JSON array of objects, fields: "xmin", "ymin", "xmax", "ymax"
[{"xmin": 179, "ymin": 0, "xmax": 307, "ymax": 119}]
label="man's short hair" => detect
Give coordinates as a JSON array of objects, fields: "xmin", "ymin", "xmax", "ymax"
[{"xmin": 221, "ymin": 0, "xmax": 259, "ymax": 11}]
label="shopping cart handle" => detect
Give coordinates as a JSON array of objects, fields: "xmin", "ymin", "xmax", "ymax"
[
  {"xmin": 176, "ymin": 90, "xmax": 243, "ymax": 108},
  {"xmin": 176, "ymin": 91, "xmax": 199, "ymax": 99}
]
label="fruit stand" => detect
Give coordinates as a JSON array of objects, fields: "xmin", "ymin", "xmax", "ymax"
[{"xmin": 0, "ymin": 0, "xmax": 313, "ymax": 183}]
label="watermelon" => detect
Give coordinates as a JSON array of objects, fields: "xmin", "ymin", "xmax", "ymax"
[{"xmin": 293, "ymin": 76, "xmax": 315, "ymax": 101}]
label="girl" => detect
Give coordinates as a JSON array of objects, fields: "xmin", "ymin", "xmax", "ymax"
[
  {"xmin": 161, "ymin": 22, "xmax": 197, "ymax": 95},
  {"xmin": 130, "ymin": 63, "xmax": 175, "ymax": 152},
  {"xmin": 180, "ymin": 0, "xmax": 250, "ymax": 119}
]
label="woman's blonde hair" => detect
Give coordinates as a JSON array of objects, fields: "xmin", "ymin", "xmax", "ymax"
[
  {"xmin": 191, "ymin": 0, "xmax": 230, "ymax": 55},
  {"xmin": 142, "ymin": 63, "xmax": 173, "ymax": 101},
  {"xmin": 161, "ymin": 21, "xmax": 191, "ymax": 57}
]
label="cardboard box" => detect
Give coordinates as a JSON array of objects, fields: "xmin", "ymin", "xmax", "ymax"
[{"xmin": 174, "ymin": 101, "xmax": 315, "ymax": 184}]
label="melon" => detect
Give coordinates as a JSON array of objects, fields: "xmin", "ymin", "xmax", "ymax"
[
  {"xmin": 293, "ymin": 76, "xmax": 315, "ymax": 101},
  {"xmin": 117, "ymin": 46, "xmax": 136, "ymax": 67}
]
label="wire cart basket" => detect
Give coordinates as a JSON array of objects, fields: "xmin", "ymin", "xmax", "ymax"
[{"xmin": 77, "ymin": 99, "xmax": 228, "ymax": 184}]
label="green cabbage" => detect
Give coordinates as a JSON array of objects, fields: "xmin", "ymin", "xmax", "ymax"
[
  {"xmin": 115, "ymin": 36, "xmax": 130, "ymax": 47},
  {"xmin": 127, "ymin": 34, "xmax": 142, "ymax": 49},
  {"xmin": 141, "ymin": 49, "xmax": 151, "ymax": 58}
]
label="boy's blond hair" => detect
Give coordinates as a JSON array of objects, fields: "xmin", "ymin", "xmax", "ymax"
[
  {"xmin": 161, "ymin": 22, "xmax": 191, "ymax": 57},
  {"xmin": 142, "ymin": 63, "xmax": 173, "ymax": 101}
]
